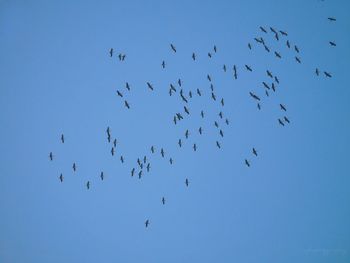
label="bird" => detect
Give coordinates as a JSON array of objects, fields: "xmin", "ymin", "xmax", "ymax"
[
  {"xmin": 280, "ymin": 104, "xmax": 287, "ymax": 111},
  {"xmin": 225, "ymin": 118, "xmax": 229, "ymax": 125},
  {"xmin": 107, "ymin": 134, "xmax": 111, "ymax": 143},
  {"xmin": 199, "ymin": 127, "xmax": 203, "ymax": 135},
  {"xmin": 329, "ymin": 41, "xmax": 336, "ymax": 46},
  {"xmin": 184, "ymin": 106, "xmax": 190, "ymax": 115},
  {"xmin": 188, "ymin": 91, "xmax": 192, "ymax": 98},
  {"xmin": 151, "ymin": 146, "xmax": 155, "ymax": 153},
  {"xmin": 265, "ymin": 90, "xmax": 269, "ymax": 97},
  {"xmin": 284, "ymin": 116, "xmax": 290, "ymax": 123},
  {"xmin": 213, "ymin": 45, "xmax": 217, "ymax": 53},
  {"xmin": 147, "ymin": 82, "xmax": 154, "ymax": 91},
  {"xmin": 162, "ymin": 60, "xmax": 165, "ymax": 68},
  {"xmin": 109, "ymin": 48, "xmax": 113, "ymax": 57},
  {"xmin": 170, "ymin": 44, "xmax": 176, "ymax": 53},
  {"xmin": 185, "ymin": 129, "xmax": 189, "ymax": 139},
  {"xmin": 219, "ymin": 111, "xmax": 223, "ymax": 119},
  {"xmin": 117, "ymin": 90, "xmax": 123, "ymax": 97},
  {"xmin": 185, "ymin": 178, "xmax": 189, "ymax": 187},
  {"xmin": 233, "ymin": 65, "xmax": 237, "ymax": 79},
  {"xmin": 274, "ymin": 32, "xmax": 279, "ymax": 41},
  {"xmin": 245, "ymin": 159, "xmax": 250, "ymax": 167},
  {"xmin": 271, "ymin": 83, "xmax": 276, "ymax": 92},
  {"xmin": 131, "ymin": 168, "xmax": 135, "ymax": 177},
  {"xmin": 260, "ymin": 26, "xmax": 267, "ymax": 33},
  {"xmin": 264, "ymin": 45, "xmax": 270, "ymax": 53},
  {"xmin": 279, "ymin": 30, "xmax": 288, "ymax": 36},
  {"xmin": 249, "ymin": 92, "xmax": 261, "ymax": 101},
  {"xmin": 257, "ymin": 103, "xmax": 261, "ymax": 110},
  {"xmin": 178, "ymin": 139, "xmax": 182, "ymax": 147},
  {"xmin": 196, "ymin": 88, "xmax": 202, "ymax": 96},
  {"xmin": 214, "ymin": 121, "xmax": 219, "ymax": 128},
  {"xmin": 113, "ymin": 139, "xmax": 117, "ymax": 148},
  {"xmin": 61, "ymin": 134, "xmax": 64, "ymax": 143},
  {"xmin": 125, "ymin": 82, "xmax": 130, "ymax": 91},
  {"xmin": 328, "ymin": 17, "xmax": 336, "ymax": 22},
  {"xmin": 169, "ymin": 158, "xmax": 173, "ymax": 164},
  {"xmin": 138, "ymin": 170, "xmax": 142, "ymax": 179},
  {"xmin": 59, "ymin": 173, "xmax": 63, "ymax": 182},
  {"xmin": 145, "ymin": 220, "xmax": 150, "ymax": 228},
  {"xmin": 274, "ymin": 51, "xmax": 281, "ymax": 58},
  {"xmin": 192, "ymin": 52, "xmax": 196, "ymax": 61},
  {"xmin": 274, "ymin": 76, "xmax": 280, "ymax": 84},
  {"xmin": 111, "ymin": 147, "xmax": 115, "ymax": 156},
  {"xmin": 162, "ymin": 197, "xmax": 165, "ymax": 205},
  {"xmin": 118, "ymin": 53, "xmax": 122, "ymax": 61},
  {"xmin": 278, "ymin": 118, "xmax": 285, "ymax": 126},
  {"xmin": 263, "ymin": 82, "xmax": 270, "ymax": 90},
  {"xmin": 211, "ymin": 92, "xmax": 216, "ymax": 101},
  {"xmin": 208, "ymin": 52, "xmax": 212, "ymax": 58},
  {"xmin": 315, "ymin": 68, "xmax": 320, "ymax": 76},
  {"xmin": 146, "ymin": 163, "xmax": 150, "ymax": 172},
  {"xmin": 294, "ymin": 45, "xmax": 300, "ymax": 53},
  {"xmin": 223, "ymin": 64, "xmax": 227, "ymax": 72},
  {"xmin": 100, "ymin": 172, "xmax": 104, "ymax": 180},
  {"xmin": 73, "ymin": 163, "xmax": 76, "ymax": 172},
  {"xmin": 161, "ymin": 148, "xmax": 165, "ymax": 157},
  {"xmin": 193, "ymin": 143, "xmax": 197, "ymax": 151},
  {"xmin": 270, "ymin": 27, "xmax": 277, "ymax": 34},
  {"xmin": 245, "ymin": 65, "xmax": 252, "ymax": 72},
  {"xmin": 120, "ymin": 155, "xmax": 124, "ymax": 163},
  {"xmin": 143, "ymin": 156, "xmax": 147, "ymax": 164},
  {"xmin": 248, "ymin": 43, "xmax": 252, "ymax": 50},
  {"xmin": 286, "ymin": 40, "xmax": 290, "ymax": 48},
  {"xmin": 86, "ymin": 181, "xmax": 90, "ymax": 189},
  {"xmin": 324, "ymin": 71, "xmax": 332, "ymax": 78},
  {"xmin": 221, "ymin": 98, "xmax": 224, "ymax": 106},
  {"xmin": 252, "ymin": 148, "xmax": 258, "ymax": 156},
  {"xmin": 178, "ymin": 79, "xmax": 182, "ymax": 87},
  {"xmin": 207, "ymin": 74, "xmax": 212, "ymax": 82},
  {"xmin": 219, "ymin": 130, "xmax": 224, "ymax": 137},
  {"xmin": 267, "ymin": 70, "xmax": 273, "ymax": 78},
  {"xmin": 49, "ymin": 152, "xmax": 53, "ymax": 161},
  {"xmin": 295, "ymin": 56, "xmax": 301, "ymax": 63},
  {"xmin": 124, "ymin": 100, "xmax": 130, "ymax": 109},
  {"xmin": 216, "ymin": 141, "xmax": 221, "ymax": 149},
  {"xmin": 201, "ymin": 110, "xmax": 204, "ymax": 118}
]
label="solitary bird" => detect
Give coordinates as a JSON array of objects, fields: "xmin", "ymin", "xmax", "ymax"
[
  {"xmin": 73, "ymin": 163, "xmax": 76, "ymax": 172},
  {"xmin": 245, "ymin": 159, "xmax": 250, "ymax": 167},
  {"xmin": 192, "ymin": 53, "xmax": 196, "ymax": 61},
  {"xmin": 59, "ymin": 173, "xmax": 63, "ymax": 182},
  {"xmin": 252, "ymin": 148, "xmax": 258, "ymax": 156},
  {"xmin": 49, "ymin": 152, "xmax": 53, "ymax": 161},
  {"xmin": 280, "ymin": 104, "xmax": 287, "ymax": 111},
  {"xmin": 245, "ymin": 65, "xmax": 252, "ymax": 72},
  {"xmin": 208, "ymin": 52, "xmax": 212, "ymax": 58},
  {"xmin": 184, "ymin": 106, "xmax": 190, "ymax": 115},
  {"xmin": 329, "ymin": 41, "xmax": 336, "ymax": 46},
  {"xmin": 162, "ymin": 60, "xmax": 165, "ymax": 68},
  {"xmin": 86, "ymin": 181, "xmax": 90, "ymax": 190},
  {"xmin": 147, "ymin": 82, "xmax": 154, "ymax": 91},
  {"xmin": 170, "ymin": 44, "xmax": 176, "ymax": 53},
  {"xmin": 185, "ymin": 178, "xmax": 189, "ymax": 187},
  {"xmin": 324, "ymin": 71, "xmax": 332, "ymax": 78},
  {"xmin": 145, "ymin": 220, "xmax": 150, "ymax": 228},
  {"xmin": 249, "ymin": 92, "xmax": 261, "ymax": 101},
  {"xmin": 161, "ymin": 148, "xmax": 165, "ymax": 157},
  {"xmin": 61, "ymin": 134, "xmax": 65, "ymax": 143},
  {"xmin": 328, "ymin": 17, "xmax": 336, "ymax": 22},
  {"xmin": 100, "ymin": 171, "xmax": 104, "ymax": 180},
  {"xmin": 162, "ymin": 197, "xmax": 165, "ymax": 205},
  {"xmin": 233, "ymin": 65, "xmax": 237, "ymax": 79}
]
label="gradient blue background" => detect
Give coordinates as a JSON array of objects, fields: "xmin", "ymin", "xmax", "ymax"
[{"xmin": 1, "ymin": 0, "xmax": 350, "ymax": 262}]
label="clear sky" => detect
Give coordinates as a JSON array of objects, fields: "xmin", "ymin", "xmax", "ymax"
[{"xmin": 1, "ymin": 0, "xmax": 350, "ymax": 262}]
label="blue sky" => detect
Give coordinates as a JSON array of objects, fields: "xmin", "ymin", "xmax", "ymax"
[{"xmin": 1, "ymin": 0, "xmax": 350, "ymax": 262}]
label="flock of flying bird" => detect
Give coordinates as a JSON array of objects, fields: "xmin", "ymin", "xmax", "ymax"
[{"xmin": 49, "ymin": 17, "xmax": 336, "ymax": 228}]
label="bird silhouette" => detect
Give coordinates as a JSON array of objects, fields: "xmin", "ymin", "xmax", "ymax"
[
  {"xmin": 73, "ymin": 163, "xmax": 76, "ymax": 172},
  {"xmin": 109, "ymin": 48, "xmax": 113, "ymax": 57},
  {"xmin": 252, "ymin": 148, "xmax": 258, "ymax": 156},
  {"xmin": 86, "ymin": 181, "xmax": 90, "ymax": 189},
  {"xmin": 245, "ymin": 159, "xmax": 250, "ymax": 167},
  {"xmin": 170, "ymin": 44, "xmax": 176, "ymax": 53},
  {"xmin": 59, "ymin": 173, "xmax": 63, "ymax": 182}
]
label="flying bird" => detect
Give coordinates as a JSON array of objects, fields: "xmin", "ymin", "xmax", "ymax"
[
  {"xmin": 145, "ymin": 220, "xmax": 150, "ymax": 228},
  {"xmin": 73, "ymin": 163, "xmax": 76, "ymax": 172},
  {"xmin": 249, "ymin": 92, "xmax": 261, "ymax": 101},
  {"xmin": 267, "ymin": 70, "xmax": 273, "ymax": 78},
  {"xmin": 178, "ymin": 139, "xmax": 182, "ymax": 147},
  {"xmin": 207, "ymin": 74, "xmax": 212, "ymax": 82},
  {"xmin": 49, "ymin": 152, "xmax": 53, "ymax": 161},
  {"xmin": 192, "ymin": 52, "xmax": 196, "ymax": 61},
  {"xmin": 86, "ymin": 181, "xmax": 90, "ymax": 190},
  {"xmin": 233, "ymin": 65, "xmax": 237, "ymax": 79},
  {"xmin": 286, "ymin": 40, "xmax": 290, "ymax": 48},
  {"xmin": 294, "ymin": 45, "xmax": 300, "ymax": 53},
  {"xmin": 193, "ymin": 143, "xmax": 197, "ymax": 151},
  {"xmin": 213, "ymin": 45, "xmax": 217, "ymax": 53},
  {"xmin": 264, "ymin": 45, "xmax": 270, "ymax": 53},
  {"xmin": 162, "ymin": 60, "xmax": 165, "ymax": 68},
  {"xmin": 124, "ymin": 100, "xmax": 130, "ymax": 109},
  {"xmin": 248, "ymin": 43, "xmax": 252, "ymax": 50},
  {"xmin": 328, "ymin": 17, "xmax": 336, "ymax": 22},
  {"xmin": 223, "ymin": 64, "xmax": 227, "ymax": 72},
  {"xmin": 185, "ymin": 178, "xmax": 189, "ymax": 187},
  {"xmin": 216, "ymin": 141, "xmax": 221, "ymax": 149},
  {"xmin": 201, "ymin": 110, "xmax": 204, "ymax": 118},
  {"xmin": 295, "ymin": 56, "xmax": 301, "ymax": 63},
  {"xmin": 329, "ymin": 41, "xmax": 336, "ymax": 46},
  {"xmin": 170, "ymin": 44, "xmax": 176, "ymax": 53},
  {"xmin": 111, "ymin": 147, "xmax": 115, "ymax": 156},
  {"xmin": 284, "ymin": 116, "xmax": 290, "ymax": 123},
  {"xmin": 208, "ymin": 52, "xmax": 212, "ymax": 58},
  {"xmin": 113, "ymin": 139, "xmax": 117, "ymax": 148},
  {"xmin": 161, "ymin": 148, "xmax": 165, "ymax": 157},
  {"xmin": 252, "ymin": 148, "xmax": 258, "ymax": 156},
  {"xmin": 196, "ymin": 88, "xmax": 202, "ymax": 96},
  {"xmin": 245, "ymin": 65, "xmax": 252, "ymax": 72},
  {"xmin": 117, "ymin": 90, "xmax": 123, "ymax": 97},
  {"xmin": 109, "ymin": 48, "xmax": 113, "ymax": 57},
  {"xmin": 324, "ymin": 71, "xmax": 332, "ymax": 78},
  {"xmin": 274, "ymin": 51, "xmax": 281, "ymax": 58},
  {"xmin": 151, "ymin": 146, "xmax": 155, "ymax": 153},
  {"xmin": 260, "ymin": 26, "xmax": 267, "ymax": 33},
  {"xmin": 100, "ymin": 172, "xmax": 104, "ymax": 180},
  {"xmin": 59, "ymin": 173, "xmax": 63, "ymax": 182},
  {"xmin": 278, "ymin": 118, "xmax": 285, "ymax": 126},
  {"xmin": 147, "ymin": 82, "xmax": 154, "ymax": 91},
  {"xmin": 199, "ymin": 127, "xmax": 203, "ymax": 135},
  {"xmin": 162, "ymin": 197, "xmax": 165, "ymax": 205},
  {"xmin": 61, "ymin": 134, "xmax": 64, "ymax": 143},
  {"xmin": 120, "ymin": 155, "xmax": 124, "ymax": 163},
  {"xmin": 184, "ymin": 106, "xmax": 190, "ymax": 115},
  {"xmin": 280, "ymin": 104, "xmax": 287, "ymax": 111},
  {"xmin": 279, "ymin": 30, "xmax": 288, "ymax": 36},
  {"xmin": 245, "ymin": 159, "xmax": 250, "ymax": 167},
  {"xmin": 221, "ymin": 98, "xmax": 224, "ymax": 106},
  {"xmin": 185, "ymin": 129, "xmax": 189, "ymax": 139},
  {"xmin": 315, "ymin": 68, "xmax": 320, "ymax": 76},
  {"xmin": 125, "ymin": 82, "xmax": 130, "ymax": 91}
]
